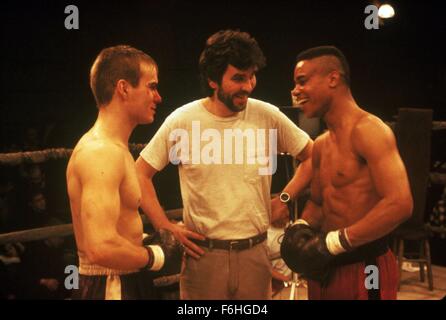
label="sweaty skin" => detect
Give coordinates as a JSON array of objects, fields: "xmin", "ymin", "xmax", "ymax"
[
  {"xmin": 314, "ymin": 115, "xmax": 384, "ymax": 230},
  {"xmin": 66, "ymin": 61, "xmax": 161, "ymax": 270},
  {"xmin": 294, "ymin": 58, "xmax": 412, "ymax": 247},
  {"xmin": 67, "ymin": 135, "xmax": 146, "ymax": 269}
]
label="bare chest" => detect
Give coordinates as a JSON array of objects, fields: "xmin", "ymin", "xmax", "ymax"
[
  {"xmin": 120, "ymin": 155, "xmax": 141, "ymax": 211},
  {"xmin": 319, "ymin": 137, "xmax": 368, "ymax": 189}
]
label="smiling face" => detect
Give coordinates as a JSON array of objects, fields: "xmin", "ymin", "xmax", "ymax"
[
  {"xmin": 292, "ymin": 59, "xmax": 333, "ymax": 118},
  {"xmin": 127, "ymin": 62, "xmax": 162, "ymax": 124},
  {"xmin": 210, "ymin": 64, "xmax": 257, "ymax": 113}
]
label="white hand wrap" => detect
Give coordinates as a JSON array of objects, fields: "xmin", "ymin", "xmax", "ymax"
[
  {"xmin": 325, "ymin": 230, "xmax": 347, "ymax": 256},
  {"xmin": 291, "ymin": 219, "xmax": 310, "ymax": 226},
  {"xmin": 147, "ymin": 245, "xmax": 165, "ymax": 271}
]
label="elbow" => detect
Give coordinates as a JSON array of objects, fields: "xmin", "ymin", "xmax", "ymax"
[
  {"xmin": 85, "ymin": 248, "xmax": 103, "ymax": 266},
  {"xmin": 396, "ymin": 195, "xmax": 414, "ymax": 223},
  {"xmin": 135, "ymin": 158, "xmax": 152, "ymax": 177},
  {"xmin": 297, "ymin": 139, "xmax": 314, "ymax": 162},
  {"xmin": 85, "ymin": 243, "xmax": 110, "ymax": 266},
  {"xmin": 404, "ymin": 197, "xmax": 414, "ymax": 221}
]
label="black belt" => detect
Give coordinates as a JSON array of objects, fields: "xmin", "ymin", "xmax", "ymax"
[{"xmin": 192, "ymin": 232, "xmax": 267, "ymax": 251}]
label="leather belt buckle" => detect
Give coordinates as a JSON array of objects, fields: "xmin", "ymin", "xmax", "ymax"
[{"xmin": 229, "ymin": 240, "xmax": 240, "ymax": 250}]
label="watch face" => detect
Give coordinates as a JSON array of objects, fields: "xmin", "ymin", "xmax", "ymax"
[{"xmin": 280, "ymin": 192, "xmax": 290, "ymax": 202}]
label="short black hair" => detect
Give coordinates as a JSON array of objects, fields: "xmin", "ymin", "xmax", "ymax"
[
  {"xmin": 296, "ymin": 46, "xmax": 350, "ymax": 87},
  {"xmin": 199, "ymin": 30, "xmax": 266, "ymax": 96}
]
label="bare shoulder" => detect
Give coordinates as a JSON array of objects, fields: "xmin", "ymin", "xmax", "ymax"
[
  {"xmin": 352, "ymin": 113, "xmax": 397, "ymax": 156},
  {"xmin": 313, "ymin": 131, "xmax": 329, "ymax": 165},
  {"xmin": 69, "ymin": 136, "xmax": 127, "ymax": 182},
  {"xmin": 314, "ymin": 131, "xmax": 329, "ymax": 146}
]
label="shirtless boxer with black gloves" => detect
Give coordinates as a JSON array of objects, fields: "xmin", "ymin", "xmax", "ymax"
[
  {"xmin": 281, "ymin": 46, "xmax": 413, "ymax": 300},
  {"xmin": 67, "ymin": 45, "xmax": 182, "ymax": 300}
]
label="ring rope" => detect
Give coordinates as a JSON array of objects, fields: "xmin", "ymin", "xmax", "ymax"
[
  {"xmin": 0, "ymin": 209, "xmax": 183, "ymax": 245},
  {"xmin": 0, "ymin": 209, "xmax": 183, "ymax": 288},
  {"xmin": 0, "ymin": 143, "xmax": 147, "ymax": 166}
]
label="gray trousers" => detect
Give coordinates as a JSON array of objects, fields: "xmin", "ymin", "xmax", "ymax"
[{"xmin": 180, "ymin": 242, "xmax": 272, "ymax": 300}]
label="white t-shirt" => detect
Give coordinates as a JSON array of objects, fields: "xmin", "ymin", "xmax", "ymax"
[{"xmin": 140, "ymin": 98, "xmax": 309, "ymax": 239}]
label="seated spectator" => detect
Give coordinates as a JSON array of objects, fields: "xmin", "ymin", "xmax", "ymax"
[
  {"xmin": 0, "ymin": 242, "xmax": 25, "ymax": 299},
  {"xmin": 17, "ymin": 218, "xmax": 72, "ymax": 299},
  {"xmin": 24, "ymin": 191, "xmax": 51, "ymax": 229},
  {"xmin": 429, "ymin": 186, "xmax": 446, "ymax": 231},
  {"xmin": 22, "ymin": 164, "xmax": 46, "ymax": 193}
]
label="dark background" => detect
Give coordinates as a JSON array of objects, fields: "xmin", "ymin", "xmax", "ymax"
[
  {"xmin": 1, "ymin": 0, "xmax": 446, "ymax": 293},
  {"xmin": 1, "ymin": 1, "xmax": 446, "ymax": 231},
  {"xmin": 1, "ymin": 0, "xmax": 445, "ymax": 215},
  {"xmin": 1, "ymin": 0, "xmax": 445, "ymax": 148}
]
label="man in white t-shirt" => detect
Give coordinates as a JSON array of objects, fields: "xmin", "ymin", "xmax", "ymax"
[{"xmin": 136, "ymin": 30, "xmax": 313, "ymax": 299}]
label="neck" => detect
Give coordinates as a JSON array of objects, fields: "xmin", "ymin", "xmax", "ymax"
[
  {"xmin": 93, "ymin": 103, "xmax": 136, "ymax": 148},
  {"xmin": 323, "ymin": 91, "xmax": 360, "ymax": 133},
  {"xmin": 204, "ymin": 95, "xmax": 237, "ymax": 117}
]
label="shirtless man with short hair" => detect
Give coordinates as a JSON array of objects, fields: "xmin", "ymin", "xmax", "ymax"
[
  {"xmin": 281, "ymin": 46, "xmax": 413, "ymax": 300},
  {"xmin": 66, "ymin": 45, "xmax": 182, "ymax": 300}
]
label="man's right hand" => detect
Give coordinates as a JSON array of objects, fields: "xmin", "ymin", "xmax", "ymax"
[
  {"xmin": 135, "ymin": 159, "xmax": 206, "ymax": 259},
  {"xmin": 145, "ymin": 228, "xmax": 184, "ymax": 274},
  {"xmin": 280, "ymin": 220, "xmax": 333, "ymax": 283},
  {"xmin": 280, "ymin": 220, "xmax": 316, "ymax": 273},
  {"xmin": 162, "ymin": 222, "xmax": 206, "ymax": 259}
]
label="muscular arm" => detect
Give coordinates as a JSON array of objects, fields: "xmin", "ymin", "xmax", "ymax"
[
  {"xmin": 283, "ymin": 139, "xmax": 314, "ymax": 200},
  {"xmin": 300, "ymin": 137, "xmax": 324, "ymax": 229},
  {"xmin": 347, "ymin": 117, "xmax": 413, "ymax": 247},
  {"xmin": 271, "ymin": 140, "xmax": 314, "ymax": 223},
  {"xmin": 135, "ymin": 157, "xmax": 205, "ymax": 258},
  {"xmin": 77, "ymin": 146, "xmax": 148, "ymax": 270},
  {"xmin": 135, "ymin": 157, "xmax": 170, "ymax": 230}
]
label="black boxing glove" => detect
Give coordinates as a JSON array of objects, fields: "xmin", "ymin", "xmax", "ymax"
[
  {"xmin": 281, "ymin": 220, "xmax": 353, "ymax": 283},
  {"xmin": 297, "ymin": 232, "xmax": 334, "ymax": 282},
  {"xmin": 144, "ymin": 228, "xmax": 184, "ymax": 275},
  {"xmin": 280, "ymin": 219, "xmax": 317, "ymax": 273}
]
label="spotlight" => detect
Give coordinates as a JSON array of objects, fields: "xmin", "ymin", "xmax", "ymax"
[{"xmin": 378, "ymin": 4, "xmax": 395, "ymax": 19}]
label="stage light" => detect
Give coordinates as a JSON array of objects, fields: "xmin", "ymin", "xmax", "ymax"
[{"xmin": 378, "ymin": 4, "xmax": 395, "ymax": 19}]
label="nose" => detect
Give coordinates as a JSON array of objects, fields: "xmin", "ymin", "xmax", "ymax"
[
  {"xmin": 291, "ymin": 84, "xmax": 301, "ymax": 99},
  {"xmin": 242, "ymin": 76, "xmax": 256, "ymax": 93},
  {"xmin": 154, "ymin": 91, "xmax": 162, "ymax": 104},
  {"xmin": 241, "ymin": 81, "xmax": 253, "ymax": 93}
]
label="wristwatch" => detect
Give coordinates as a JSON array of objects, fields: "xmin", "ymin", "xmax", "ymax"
[{"xmin": 279, "ymin": 192, "xmax": 291, "ymax": 203}]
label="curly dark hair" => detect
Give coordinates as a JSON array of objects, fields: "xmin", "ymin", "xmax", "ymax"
[{"xmin": 199, "ymin": 30, "xmax": 266, "ymax": 96}]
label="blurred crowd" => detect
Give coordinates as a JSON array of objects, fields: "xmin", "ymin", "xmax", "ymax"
[{"xmin": 1, "ymin": 126, "xmax": 75, "ymax": 299}]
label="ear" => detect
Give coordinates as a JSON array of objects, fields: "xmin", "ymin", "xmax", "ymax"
[
  {"xmin": 208, "ymin": 78, "xmax": 218, "ymax": 90},
  {"xmin": 328, "ymin": 71, "xmax": 341, "ymax": 88},
  {"xmin": 116, "ymin": 79, "xmax": 130, "ymax": 99}
]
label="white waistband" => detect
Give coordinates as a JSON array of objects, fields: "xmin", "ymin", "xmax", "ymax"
[{"xmin": 78, "ymin": 256, "xmax": 139, "ymax": 276}]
